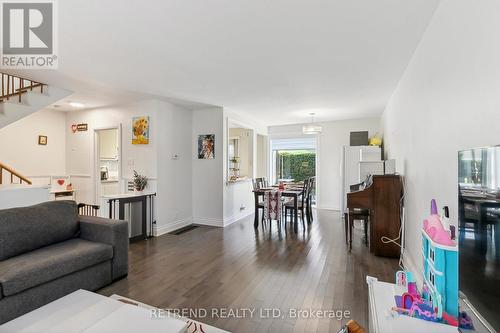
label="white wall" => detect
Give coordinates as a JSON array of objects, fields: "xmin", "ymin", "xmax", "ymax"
[
  {"xmin": 223, "ymin": 111, "xmax": 268, "ymax": 226},
  {"xmin": 382, "ymin": 0, "xmax": 500, "ymax": 278},
  {"xmin": 1, "ymin": 99, "xmax": 229, "ymax": 232},
  {"xmin": 65, "ymin": 99, "xmax": 195, "ymax": 235},
  {"xmin": 0, "ymin": 109, "xmax": 66, "ymax": 180},
  {"xmin": 269, "ymin": 117, "xmax": 381, "ymax": 210},
  {"xmin": 256, "ymin": 134, "xmax": 268, "ymax": 178},
  {"xmin": 192, "ymin": 108, "xmax": 224, "ymax": 225},
  {"xmin": 156, "ymin": 100, "xmax": 193, "ymax": 234},
  {"xmin": 65, "ymin": 99, "xmax": 159, "ymax": 204}
]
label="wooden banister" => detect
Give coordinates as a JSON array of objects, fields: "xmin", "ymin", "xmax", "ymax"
[
  {"xmin": 0, "ymin": 162, "xmax": 32, "ymax": 185},
  {"xmin": 0, "ymin": 72, "xmax": 45, "ymax": 104}
]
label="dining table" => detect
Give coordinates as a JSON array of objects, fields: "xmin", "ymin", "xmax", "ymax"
[{"xmin": 253, "ymin": 186, "xmax": 304, "ymax": 233}]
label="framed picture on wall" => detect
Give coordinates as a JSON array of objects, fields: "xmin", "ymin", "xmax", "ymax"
[
  {"xmin": 198, "ymin": 134, "xmax": 215, "ymax": 159},
  {"xmin": 38, "ymin": 135, "xmax": 47, "ymax": 145},
  {"xmin": 132, "ymin": 116, "xmax": 150, "ymax": 144}
]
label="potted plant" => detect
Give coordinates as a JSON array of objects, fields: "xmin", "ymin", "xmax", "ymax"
[{"xmin": 133, "ymin": 170, "xmax": 148, "ymax": 192}]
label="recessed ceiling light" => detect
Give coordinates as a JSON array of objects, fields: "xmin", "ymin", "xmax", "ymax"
[{"xmin": 69, "ymin": 102, "xmax": 85, "ymax": 108}]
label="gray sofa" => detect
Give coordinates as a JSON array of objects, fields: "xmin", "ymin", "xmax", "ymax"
[{"xmin": 0, "ymin": 201, "xmax": 128, "ymax": 324}]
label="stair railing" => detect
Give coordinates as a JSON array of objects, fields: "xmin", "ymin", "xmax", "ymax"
[
  {"xmin": 0, "ymin": 72, "xmax": 45, "ymax": 103},
  {"xmin": 0, "ymin": 162, "xmax": 32, "ymax": 185}
]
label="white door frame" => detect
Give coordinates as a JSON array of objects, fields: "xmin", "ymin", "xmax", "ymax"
[
  {"xmin": 267, "ymin": 135, "xmax": 320, "ymax": 206},
  {"xmin": 93, "ymin": 125, "xmax": 122, "ymax": 204}
]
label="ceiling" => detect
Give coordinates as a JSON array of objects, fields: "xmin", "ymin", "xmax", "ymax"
[{"xmin": 13, "ymin": 0, "xmax": 440, "ymax": 125}]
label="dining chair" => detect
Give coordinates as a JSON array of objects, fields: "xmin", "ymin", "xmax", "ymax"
[
  {"xmin": 307, "ymin": 176, "xmax": 316, "ymax": 222},
  {"xmin": 264, "ymin": 190, "xmax": 282, "ymax": 231},
  {"xmin": 284, "ymin": 179, "xmax": 309, "ymax": 229},
  {"xmin": 252, "ymin": 178, "xmax": 266, "ymax": 225},
  {"xmin": 252, "ymin": 177, "xmax": 264, "ymax": 190},
  {"xmin": 262, "ymin": 177, "xmax": 269, "ymax": 188}
]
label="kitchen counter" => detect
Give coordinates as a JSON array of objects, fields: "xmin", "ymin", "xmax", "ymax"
[
  {"xmin": 101, "ymin": 179, "xmax": 119, "ymax": 183},
  {"xmin": 227, "ymin": 177, "xmax": 250, "ymax": 184}
]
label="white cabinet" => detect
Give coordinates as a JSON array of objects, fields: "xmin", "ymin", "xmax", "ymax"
[
  {"xmin": 359, "ymin": 161, "xmax": 384, "ymax": 180},
  {"xmin": 99, "ymin": 129, "xmax": 118, "ymax": 160},
  {"xmin": 341, "ymin": 146, "xmax": 382, "ymax": 214}
]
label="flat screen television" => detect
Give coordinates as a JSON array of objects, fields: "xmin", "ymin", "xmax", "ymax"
[{"xmin": 459, "ymin": 146, "xmax": 500, "ymax": 333}]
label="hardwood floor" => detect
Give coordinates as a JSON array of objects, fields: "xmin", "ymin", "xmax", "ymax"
[{"xmin": 99, "ymin": 209, "xmax": 398, "ymax": 332}]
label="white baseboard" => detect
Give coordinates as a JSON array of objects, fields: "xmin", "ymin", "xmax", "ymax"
[
  {"xmin": 223, "ymin": 210, "xmax": 253, "ymax": 227},
  {"xmin": 192, "ymin": 216, "xmax": 224, "ymax": 227},
  {"xmin": 153, "ymin": 217, "xmax": 193, "ymax": 236}
]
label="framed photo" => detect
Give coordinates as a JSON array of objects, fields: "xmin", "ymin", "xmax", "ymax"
[
  {"xmin": 198, "ymin": 134, "xmax": 215, "ymax": 159},
  {"xmin": 38, "ymin": 135, "xmax": 47, "ymax": 145},
  {"xmin": 132, "ymin": 116, "xmax": 150, "ymax": 144}
]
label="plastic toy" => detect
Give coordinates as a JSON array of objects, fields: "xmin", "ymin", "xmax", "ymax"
[
  {"xmin": 422, "ymin": 200, "xmax": 456, "ymax": 246},
  {"xmin": 392, "ymin": 199, "xmax": 459, "ymax": 327},
  {"xmin": 421, "ymin": 200, "xmax": 458, "ymax": 321},
  {"xmin": 458, "ymin": 312, "xmax": 474, "ymax": 330},
  {"xmin": 395, "ymin": 271, "xmax": 412, "ymax": 287}
]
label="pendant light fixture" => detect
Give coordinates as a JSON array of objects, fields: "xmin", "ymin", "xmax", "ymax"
[{"xmin": 302, "ymin": 112, "xmax": 322, "ymax": 134}]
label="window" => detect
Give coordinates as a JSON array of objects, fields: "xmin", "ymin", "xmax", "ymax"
[
  {"xmin": 429, "ymin": 247, "xmax": 435, "ymax": 263},
  {"xmin": 429, "ymin": 271, "xmax": 435, "ymax": 286},
  {"xmin": 270, "ymin": 138, "xmax": 316, "ymax": 185}
]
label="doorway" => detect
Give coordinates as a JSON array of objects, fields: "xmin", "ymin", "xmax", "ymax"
[
  {"xmin": 270, "ymin": 138, "xmax": 317, "ymax": 183},
  {"xmin": 94, "ymin": 126, "xmax": 122, "ymax": 207},
  {"xmin": 270, "ymin": 137, "xmax": 317, "ymax": 204}
]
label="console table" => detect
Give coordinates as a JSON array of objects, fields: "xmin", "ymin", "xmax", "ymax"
[{"xmin": 104, "ymin": 192, "xmax": 156, "ymax": 242}]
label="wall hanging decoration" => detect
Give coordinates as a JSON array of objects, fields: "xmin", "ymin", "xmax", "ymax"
[
  {"xmin": 132, "ymin": 116, "xmax": 150, "ymax": 144},
  {"xmin": 38, "ymin": 135, "xmax": 47, "ymax": 145},
  {"xmin": 198, "ymin": 134, "xmax": 215, "ymax": 159},
  {"xmin": 71, "ymin": 124, "xmax": 78, "ymax": 133},
  {"xmin": 77, "ymin": 123, "xmax": 88, "ymax": 131}
]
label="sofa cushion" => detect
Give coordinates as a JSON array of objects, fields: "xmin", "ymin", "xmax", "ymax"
[
  {"xmin": 0, "ymin": 238, "xmax": 113, "ymax": 297},
  {"xmin": 0, "ymin": 201, "xmax": 79, "ymax": 261}
]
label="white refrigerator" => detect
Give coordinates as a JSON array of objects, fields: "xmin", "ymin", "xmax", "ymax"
[{"xmin": 340, "ymin": 146, "xmax": 383, "ymax": 215}]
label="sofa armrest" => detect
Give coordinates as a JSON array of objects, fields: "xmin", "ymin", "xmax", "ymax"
[{"xmin": 79, "ymin": 215, "xmax": 128, "ymax": 280}]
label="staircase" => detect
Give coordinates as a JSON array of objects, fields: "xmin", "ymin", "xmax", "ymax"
[
  {"xmin": 0, "ymin": 162, "xmax": 32, "ymax": 185},
  {"xmin": 0, "ymin": 72, "xmax": 72, "ymax": 129}
]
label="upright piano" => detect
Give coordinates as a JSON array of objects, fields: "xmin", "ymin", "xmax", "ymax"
[{"xmin": 346, "ymin": 174, "xmax": 403, "ymax": 258}]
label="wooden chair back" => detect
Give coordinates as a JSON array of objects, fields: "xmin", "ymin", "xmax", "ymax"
[
  {"xmin": 252, "ymin": 177, "xmax": 266, "ymax": 190},
  {"xmin": 299, "ymin": 179, "xmax": 310, "ymax": 206},
  {"xmin": 308, "ymin": 177, "xmax": 316, "ymax": 200}
]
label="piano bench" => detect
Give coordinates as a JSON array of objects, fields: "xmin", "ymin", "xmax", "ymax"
[{"xmin": 345, "ymin": 209, "xmax": 370, "ymax": 251}]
